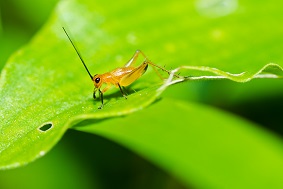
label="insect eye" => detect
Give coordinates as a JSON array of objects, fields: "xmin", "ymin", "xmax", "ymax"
[{"xmin": 95, "ymin": 77, "xmax": 100, "ymax": 83}]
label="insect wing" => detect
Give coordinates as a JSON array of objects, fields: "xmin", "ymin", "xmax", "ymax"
[{"xmin": 119, "ymin": 62, "xmax": 148, "ymax": 86}]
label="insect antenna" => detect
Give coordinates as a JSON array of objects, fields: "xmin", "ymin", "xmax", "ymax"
[{"xmin": 62, "ymin": 27, "xmax": 93, "ymax": 80}]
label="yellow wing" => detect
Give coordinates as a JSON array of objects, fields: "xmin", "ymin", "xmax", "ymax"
[{"xmin": 119, "ymin": 62, "xmax": 148, "ymax": 86}]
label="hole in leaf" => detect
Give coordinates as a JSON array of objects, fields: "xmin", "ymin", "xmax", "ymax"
[{"xmin": 38, "ymin": 122, "xmax": 53, "ymax": 132}]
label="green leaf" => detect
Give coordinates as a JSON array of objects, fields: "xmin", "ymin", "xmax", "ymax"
[
  {"xmin": 157, "ymin": 63, "xmax": 283, "ymax": 96},
  {"xmin": 0, "ymin": 0, "xmax": 283, "ymax": 183},
  {"xmin": 75, "ymin": 98, "xmax": 283, "ymax": 189}
]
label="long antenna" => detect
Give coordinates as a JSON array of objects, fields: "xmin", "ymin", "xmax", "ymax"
[{"xmin": 62, "ymin": 27, "xmax": 93, "ymax": 80}]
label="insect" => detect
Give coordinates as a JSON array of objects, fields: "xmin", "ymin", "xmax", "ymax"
[{"xmin": 63, "ymin": 27, "xmax": 177, "ymax": 108}]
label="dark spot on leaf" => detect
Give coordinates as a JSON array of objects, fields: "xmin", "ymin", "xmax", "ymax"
[{"xmin": 38, "ymin": 122, "xmax": 53, "ymax": 132}]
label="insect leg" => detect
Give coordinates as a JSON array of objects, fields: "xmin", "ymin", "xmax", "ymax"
[
  {"xmin": 95, "ymin": 84, "xmax": 112, "ymax": 108},
  {"xmin": 125, "ymin": 50, "xmax": 148, "ymax": 67},
  {"xmin": 93, "ymin": 88, "xmax": 97, "ymax": 99},
  {"xmin": 98, "ymin": 89, "xmax": 104, "ymax": 109},
  {"xmin": 118, "ymin": 83, "xmax": 127, "ymax": 99},
  {"xmin": 149, "ymin": 61, "xmax": 165, "ymax": 80},
  {"xmin": 126, "ymin": 50, "xmax": 181, "ymax": 79},
  {"xmin": 136, "ymin": 50, "xmax": 182, "ymax": 79},
  {"xmin": 122, "ymin": 86, "xmax": 129, "ymax": 96},
  {"xmin": 148, "ymin": 61, "xmax": 182, "ymax": 79}
]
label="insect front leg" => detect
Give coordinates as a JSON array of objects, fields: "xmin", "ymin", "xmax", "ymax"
[
  {"xmin": 93, "ymin": 88, "xmax": 103, "ymax": 109},
  {"xmin": 93, "ymin": 88, "xmax": 97, "ymax": 99},
  {"xmin": 97, "ymin": 84, "xmax": 112, "ymax": 109},
  {"xmin": 98, "ymin": 89, "xmax": 104, "ymax": 109}
]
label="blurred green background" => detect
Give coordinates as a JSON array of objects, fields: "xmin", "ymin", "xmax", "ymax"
[{"xmin": 0, "ymin": 0, "xmax": 282, "ymax": 188}]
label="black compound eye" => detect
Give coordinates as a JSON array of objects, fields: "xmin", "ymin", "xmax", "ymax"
[{"xmin": 95, "ymin": 77, "xmax": 100, "ymax": 83}]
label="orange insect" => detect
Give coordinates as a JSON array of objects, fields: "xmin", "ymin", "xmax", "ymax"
[{"xmin": 63, "ymin": 27, "xmax": 174, "ymax": 108}]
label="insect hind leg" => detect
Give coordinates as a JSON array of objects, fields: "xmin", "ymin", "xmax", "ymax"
[
  {"xmin": 148, "ymin": 60, "xmax": 182, "ymax": 79},
  {"xmin": 125, "ymin": 50, "xmax": 148, "ymax": 67},
  {"xmin": 127, "ymin": 50, "xmax": 181, "ymax": 80}
]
